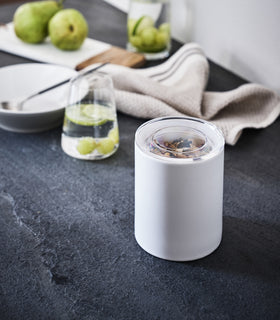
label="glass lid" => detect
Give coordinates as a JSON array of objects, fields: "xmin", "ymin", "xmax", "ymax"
[{"xmin": 135, "ymin": 117, "xmax": 224, "ymax": 162}]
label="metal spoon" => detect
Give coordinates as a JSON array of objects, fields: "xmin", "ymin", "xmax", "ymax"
[{"xmin": 0, "ymin": 62, "xmax": 108, "ymax": 112}]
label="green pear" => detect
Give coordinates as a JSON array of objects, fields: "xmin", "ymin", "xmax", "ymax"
[
  {"xmin": 13, "ymin": 1, "xmax": 62, "ymax": 44},
  {"xmin": 48, "ymin": 9, "xmax": 88, "ymax": 51}
]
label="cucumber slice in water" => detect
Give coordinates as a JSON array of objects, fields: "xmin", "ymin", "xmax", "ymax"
[
  {"xmin": 66, "ymin": 104, "xmax": 115, "ymax": 126},
  {"xmin": 132, "ymin": 15, "xmax": 154, "ymax": 36},
  {"xmin": 127, "ymin": 18, "xmax": 137, "ymax": 36}
]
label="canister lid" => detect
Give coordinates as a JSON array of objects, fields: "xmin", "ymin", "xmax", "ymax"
[{"xmin": 135, "ymin": 117, "xmax": 224, "ymax": 162}]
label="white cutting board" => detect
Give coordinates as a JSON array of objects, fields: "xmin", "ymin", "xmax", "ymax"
[{"xmin": 0, "ymin": 23, "xmax": 111, "ymax": 69}]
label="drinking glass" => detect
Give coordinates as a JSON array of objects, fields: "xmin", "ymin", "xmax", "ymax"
[
  {"xmin": 127, "ymin": 0, "xmax": 171, "ymax": 60},
  {"xmin": 61, "ymin": 71, "xmax": 119, "ymax": 160}
]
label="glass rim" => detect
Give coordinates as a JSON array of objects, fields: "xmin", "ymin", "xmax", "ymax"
[{"xmin": 69, "ymin": 70, "xmax": 112, "ymax": 86}]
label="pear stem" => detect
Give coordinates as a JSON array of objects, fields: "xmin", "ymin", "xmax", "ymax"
[{"xmin": 58, "ymin": 0, "xmax": 65, "ymax": 6}]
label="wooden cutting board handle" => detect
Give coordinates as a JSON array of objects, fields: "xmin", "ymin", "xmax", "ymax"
[{"xmin": 75, "ymin": 46, "xmax": 146, "ymax": 70}]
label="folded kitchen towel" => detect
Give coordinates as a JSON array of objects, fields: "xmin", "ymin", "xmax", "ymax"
[{"xmin": 101, "ymin": 43, "xmax": 280, "ymax": 145}]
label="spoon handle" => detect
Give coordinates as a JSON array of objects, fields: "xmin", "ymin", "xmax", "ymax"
[{"xmin": 35, "ymin": 62, "xmax": 109, "ymax": 97}]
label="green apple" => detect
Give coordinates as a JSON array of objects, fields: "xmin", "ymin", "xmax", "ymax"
[
  {"xmin": 156, "ymin": 30, "xmax": 169, "ymax": 47},
  {"xmin": 77, "ymin": 137, "xmax": 97, "ymax": 155},
  {"xmin": 97, "ymin": 138, "xmax": 115, "ymax": 155},
  {"xmin": 48, "ymin": 8, "xmax": 88, "ymax": 50},
  {"xmin": 159, "ymin": 22, "xmax": 170, "ymax": 34},
  {"xmin": 140, "ymin": 27, "xmax": 157, "ymax": 46},
  {"xmin": 13, "ymin": 0, "xmax": 62, "ymax": 44},
  {"xmin": 108, "ymin": 127, "xmax": 119, "ymax": 144},
  {"xmin": 129, "ymin": 35, "xmax": 142, "ymax": 48}
]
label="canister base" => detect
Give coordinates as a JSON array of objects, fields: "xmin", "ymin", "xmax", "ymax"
[{"xmin": 135, "ymin": 234, "xmax": 222, "ymax": 262}]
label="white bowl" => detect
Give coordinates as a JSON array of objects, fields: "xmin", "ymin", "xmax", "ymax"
[{"xmin": 0, "ymin": 63, "xmax": 78, "ymax": 133}]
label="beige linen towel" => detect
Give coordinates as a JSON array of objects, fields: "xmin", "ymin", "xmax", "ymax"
[{"xmin": 101, "ymin": 43, "xmax": 280, "ymax": 145}]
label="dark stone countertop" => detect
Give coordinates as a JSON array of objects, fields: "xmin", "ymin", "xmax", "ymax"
[{"xmin": 0, "ymin": 1, "xmax": 279, "ymax": 319}]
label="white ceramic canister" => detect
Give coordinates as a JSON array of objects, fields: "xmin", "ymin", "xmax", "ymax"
[{"xmin": 134, "ymin": 117, "xmax": 225, "ymax": 261}]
